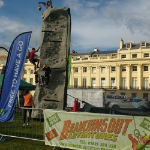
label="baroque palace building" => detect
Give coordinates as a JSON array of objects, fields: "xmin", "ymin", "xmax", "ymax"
[{"xmin": 69, "ymin": 39, "xmax": 150, "ymax": 100}]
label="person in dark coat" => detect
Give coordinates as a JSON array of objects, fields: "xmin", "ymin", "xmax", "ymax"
[{"xmin": 42, "ymin": 64, "xmax": 51, "ymax": 86}]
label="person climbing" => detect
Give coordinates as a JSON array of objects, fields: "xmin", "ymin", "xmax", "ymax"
[
  {"xmin": 34, "ymin": 68, "xmax": 39, "ymax": 84},
  {"xmin": 42, "ymin": 64, "xmax": 51, "ymax": 86},
  {"xmin": 28, "ymin": 48, "xmax": 40, "ymax": 71}
]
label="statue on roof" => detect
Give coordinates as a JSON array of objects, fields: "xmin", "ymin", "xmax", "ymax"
[{"xmin": 37, "ymin": 0, "xmax": 53, "ymax": 11}]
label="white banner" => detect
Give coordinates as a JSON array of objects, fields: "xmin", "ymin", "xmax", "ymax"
[{"xmin": 44, "ymin": 110, "xmax": 150, "ymax": 150}]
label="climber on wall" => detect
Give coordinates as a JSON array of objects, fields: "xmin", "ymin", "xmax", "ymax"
[{"xmin": 28, "ymin": 48, "xmax": 40, "ymax": 71}]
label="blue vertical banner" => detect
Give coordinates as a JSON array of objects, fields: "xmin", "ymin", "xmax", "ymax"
[{"xmin": 0, "ymin": 31, "xmax": 32, "ymax": 122}]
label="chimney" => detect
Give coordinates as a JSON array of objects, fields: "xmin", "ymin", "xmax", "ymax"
[{"xmin": 120, "ymin": 38, "xmax": 124, "ymax": 49}]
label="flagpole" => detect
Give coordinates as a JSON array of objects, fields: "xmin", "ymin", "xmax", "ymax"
[{"xmin": 0, "ymin": 47, "xmax": 8, "ymax": 99}]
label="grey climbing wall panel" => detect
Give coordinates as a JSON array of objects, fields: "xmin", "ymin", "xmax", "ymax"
[{"xmin": 34, "ymin": 8, "xmax": 71, "ymax": 110}]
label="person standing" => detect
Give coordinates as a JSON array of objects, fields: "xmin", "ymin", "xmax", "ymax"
[{"xmin": 23, "ymin": 90, "xmax": 34, "ymax": 127}]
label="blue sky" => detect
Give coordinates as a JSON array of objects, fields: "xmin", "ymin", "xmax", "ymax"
[{"xmin": 0, "ymin": 0, "xmax": 150, "ymax": 52}]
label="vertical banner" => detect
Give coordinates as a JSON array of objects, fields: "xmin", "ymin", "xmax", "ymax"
[
  {"xmin": 67, "ymin": 54, "xmax": 72, "ymax": 88},
  {"xmin": 0, "ymin": 32, "xmax": 32, "ymax": 122}
]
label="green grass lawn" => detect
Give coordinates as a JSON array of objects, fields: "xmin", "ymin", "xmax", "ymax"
[
  {"xmin": 0, "ymin": 108, "xmax": 70, "ymax": 150},
  {"xmin": 0, "ymin": 108, "xmax": 44, "ymax": 140},
  {"xmin": 0, "ymin": 138, "xmax": 52, "ymax": 150}
]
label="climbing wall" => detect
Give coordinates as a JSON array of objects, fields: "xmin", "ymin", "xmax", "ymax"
[{"xmin": 34, "ymin": 8, "xmax": 71, "ymax": 110}]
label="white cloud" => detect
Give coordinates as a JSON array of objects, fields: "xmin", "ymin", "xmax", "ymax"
[
  {"xmin": 0, "ymin": 0, "xmax": 4, "ymax": 8},
  {"xmin": 0, "ymin": 16, "xmax": 41, "ymax": 49},
  {"xmin": 63, "ymin": 0, "xmax": 150, "ymax": 51},
  {"xmin": 1, "ymin": 0, "xmax": 150, "ymax": 52}
]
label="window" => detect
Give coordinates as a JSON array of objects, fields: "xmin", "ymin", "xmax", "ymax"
[
  {"xmin": 132, "ymin": 77, "xmax": 137, "ymax": 89},
  {"xmin": 143, "ymin": 78, "xmax": 149, "ymax": 89},
  {"xmin": 82, "ymin": 78, "xmax": 86, "ymax": 88},
  {"xmin": 74, "ymin": 78, "xmax": 78, "ymax": 88},
  {"xmin": 101, "ymin": 78, "xmax": 105, "ymax": 88},
  {"xmin": 121, "ymin": 55, "xmax": 126, "ymax": 58},
  {"xmin": 83, "ymin": 67, "xmax": 87, "ymax": 73},
  {"xmin": 143, "ymin": 93, "xmax": 148, "ymax": 101},
  {"xmin": 92, "ymin": 67, "xmax": 96, "ymax": 73},
  {"xmin": 73, "ymin": 67, "xmax": 78, "ymax": 73},
  {"xmin": 131, "ymin": 93, "xmax": 137, "ymax": 98},
  {"xmin": 120, "ymin": 92, "xmax": 125, "ymax": 96},
  {"xmin": 122, "ymin": 78, "xmax": 126, "ymax": 89},
  {"xmin": 112, "ymin": 54, "xmax": 117, "ymax": 57},
  {"xmin": 82, "ymin": 56, "xmax": 88, "ymax": 60},
  {"xmin": 141, "ymin": 42, "xmax": 146, "ymax": 47},
  {"xmin": 111, "ymin": 78, "xmax": 115, "ymax": 87},
  {"xmin": 101, "ymin": 67, "xmax": 106, "ymax": 73},
  {"xmin": 91, "ymin": 78, "xmax": 96, "ymax": 88},
  {"xmin": 24, "ymin": 70, "xmax": 27, "ymax": 74},
  {"xmin": 76, "ymin": 56, "xmax": 80, "ymax": 60},
  {"xmin": 132, "ymin": 54, "xmax": 137, "ymax": 58},
  {"xmin": 111, "ymin": 92, "xmax": 115, "ymax": 94},
  {"xmin": 122, "ymin": 66, "xmax": 126, "ymax": 72},
  {"xmin": 144, "ymin": 66, "xmax": 148, "ymax": 71},
  {"xmin": 30, "ymin": 70, "xmax": 34, "ymax": 74},
  {"xmin": 92, "ymin": 54, "xmax": 97, "ymax": 57},
  {"xmin": 144, "ymin": 53, "xmax": 149, "ymax": 58},
  {"xmin": 126, "ymin": 43, "xmax": 131, "ymax": 49},
  {"xmin": 111, "ymin": 66, "xmax": 116, "ymax": 72},
  {"xmin": 30, "ymin": 78, "xmax": 33, "ymax": 84},
  {"xmin": 132, "ymin": 66, "xmax": 137, "ymax": 71}
]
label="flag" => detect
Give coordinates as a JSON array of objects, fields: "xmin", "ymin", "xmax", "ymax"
[{"xmin": 0, "ymin": 31, "xmax": 32, "ymax": 122}]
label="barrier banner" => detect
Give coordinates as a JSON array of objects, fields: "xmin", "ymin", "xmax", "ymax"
[
  {"xmin": 44, "ymin": 110, "xmax": 150, "ymax": 150},
  {"xmin": 0, "ymin": 32, "xmax": 32, "ymax": 122}
]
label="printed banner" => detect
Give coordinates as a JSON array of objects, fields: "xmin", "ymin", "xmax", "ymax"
[
  {"xmin": 0, "ymin": 32, "xmax": 32, "ymax": 122},
  {"xmin": 44, "ymin": 110, "xmax": 150, "ymax": 150}
]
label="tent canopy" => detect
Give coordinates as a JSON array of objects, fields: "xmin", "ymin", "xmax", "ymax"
[{"xmin": 0, "ymin": 74, "xmax": 36, "ymax": 90}]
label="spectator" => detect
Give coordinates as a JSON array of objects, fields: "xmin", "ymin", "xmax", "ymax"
[
  {"xmin": 23, "ymin": 90, "xmax": 34, "ymax": 127},
  {"xmin": 28, "ymin": 48, "xmax": 40, "ymax": 71},
  {"xmin": 19, "ymin": 91, "xmax": 24, "ymax": 107}
]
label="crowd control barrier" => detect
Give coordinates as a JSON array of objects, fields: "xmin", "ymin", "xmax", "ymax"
[{"xmin": 0, "ymin": 107, "xmax": 44, "ymax": 142}]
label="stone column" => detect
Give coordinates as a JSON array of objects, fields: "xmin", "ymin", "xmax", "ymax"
[
  {"xmin": 79, "ymin": 66, "xmax": 82, "ymax": 87},
  {"xmin": 97, "ymin": 66, "xmax": 100, "ymax": 88},
  {"xmin": 116, "ymin": 64, "xmax": 121, "ymax": 89},
  {"xmin": 106, "ymin": 65, "xmax": 110, "ymax": 88},
  {"xmin": 138, "ymin": 64, "xmax": 142, "ymax": 90},
  {"xmin": 87, "ymin": 66, "xmax": 91, "ymax": 88},
  {"xmin": 126, "ymin": 64, "xmax": 131, "ymax": 90}
]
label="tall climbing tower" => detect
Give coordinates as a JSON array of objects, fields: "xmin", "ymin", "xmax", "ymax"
[{"xmin": 34, "ymin": 8, "xmax": 71, "ymax": 110}]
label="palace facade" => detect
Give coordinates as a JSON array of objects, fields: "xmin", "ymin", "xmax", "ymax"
[{"xmin": 70, "ymin": 39, "xmax": 150, "ymax": 100}]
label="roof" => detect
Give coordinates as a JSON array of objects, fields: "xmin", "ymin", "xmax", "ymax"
[
  {"xmin": 121, "ymin": 42, "xmax": 150, "ymax": 50},
  {"xmin": 72, "ymin": 50, "xmax": 117, "ymax": 56}
]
